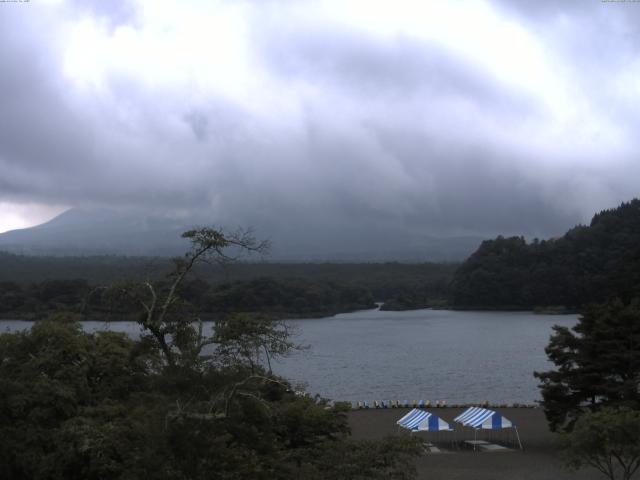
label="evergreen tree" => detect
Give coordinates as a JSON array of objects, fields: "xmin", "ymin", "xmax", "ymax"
[
  {"xmin": 451, "ymin": 199, "xmax": 640, "ymax": 308},
  {"xmin": 535, "ymin": 298, "xmax": 640, "ymax": 431}
]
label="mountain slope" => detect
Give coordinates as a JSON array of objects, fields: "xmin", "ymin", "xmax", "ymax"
[
  {"xmin": 0, "ymin": 208, "xmax": 484, "ymax": 261},
  {"xmin": 0, "ymin": 208, "xmax": 193, "ymax": 256},
  {"xmin": 450, "ymin": 199, "xmax": 640, "ymax": 308}
]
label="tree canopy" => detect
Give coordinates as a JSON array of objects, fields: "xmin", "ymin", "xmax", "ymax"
[
  {"xmin": 535, "ymin": 298, "xmax": 640, "ymax": 432},
  {"xmin": 451, "ymin": 199, "xmax": 640, "ymax": 309},
  {"xmin": 0, "ymin": 227, "xmax": 422, "ymax": 479},
  {"xmin": 561, "ymin": 407, "xmax": 640, "ymax": 480}
]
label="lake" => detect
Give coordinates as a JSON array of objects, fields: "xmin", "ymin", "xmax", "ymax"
[{"xmin": 0, "ymin": 308, "xmax": 577, "ymax": 404}]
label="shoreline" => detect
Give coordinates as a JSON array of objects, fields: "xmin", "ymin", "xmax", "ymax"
[
  {"xmin": 0, "ymin": 303, "xmax": 582, "ymax": 322},
  {"xmin": 345, "ymin": 401, "xmax": 539, "ymax": 409}
]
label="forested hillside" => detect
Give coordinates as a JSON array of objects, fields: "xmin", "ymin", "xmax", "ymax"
[{"xmin": 451, "ymin": 199, "xmax": 640, "ymax": 309}]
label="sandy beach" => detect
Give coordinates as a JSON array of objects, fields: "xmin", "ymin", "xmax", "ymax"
[{"xmin": 348, "ymin": 407, "xmax": 603, "ymax": 480}]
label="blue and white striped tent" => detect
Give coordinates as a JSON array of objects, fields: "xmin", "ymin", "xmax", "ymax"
[
  {"xmin": 454, "ymin": 407, "xmax": 513, "ymax": 429},
  {"xmin": 454, "ymin": 407, "xmax": 522, "ymax": 449},
  {"xmin": 397, "ymin": 409, "xmax": 453, "ymax": 432}
]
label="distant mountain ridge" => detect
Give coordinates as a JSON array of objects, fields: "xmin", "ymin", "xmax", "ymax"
[
  {"xmin": 0, "ymin": 208, "xmax": 193, "ymax": 256},
  {"xmin": 0, "ymin": 208, "xmax": 485, "ymax": 261},
  {"xmin": 451, "ymin": 199, "xmax": 640, "ymax": 308}
]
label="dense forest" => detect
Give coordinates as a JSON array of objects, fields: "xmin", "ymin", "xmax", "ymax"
[
  {"xmin": 451, "ymin": 199, "xmax": 640, "ymax": 309},
  {"xmin": 0, "ymin": 277, "xmax": 376, "ymax": 320},
  {"xmin": 0, "ymin": 256, "xmax": 456, "ymax": 319},
  {"xmin": 0, "ymin": 253, "xmax": 456, "ymax": 296}
]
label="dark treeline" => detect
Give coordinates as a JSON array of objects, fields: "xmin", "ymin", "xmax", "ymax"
[
  {"xmin": 179, "ymin": 277, "xmax": 376, "ymax": 318},
  {"xmin": 0, "ymin": 256, "xmax": 457, "ymax": 318},
  {"xmin": 0, "ymin": 252, "xmax": 159, "ymax": 284},
  {"xmin": 451, "ymin": 199, "xmax": 640, "ymax": 309},
  {"xmin": 0, "ymin": 253, "xmax": 457, "ymax": 292},
  {"xmin": 0, "ymin": 277, "xmax": 376, "ymax": 320}
]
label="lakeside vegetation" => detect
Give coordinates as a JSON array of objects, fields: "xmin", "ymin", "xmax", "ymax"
[
  {"xmin": 0, "ymin": 277, "xmax": 376, "ymax": 321},
  {"xmin": 451, "ymin": 199, "xmax": 640, "ymax": 310},
  {"xmin": 3, "ymin": 200, "xmax": 640, "ymax": 320},
  {"xmin": 0, "ymin": 257, "xmax": 456, "ymax": 320}
]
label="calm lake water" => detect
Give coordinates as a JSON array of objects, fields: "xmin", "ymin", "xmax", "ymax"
[{"xmin": 0, "ymin": 308, "xmax": 577, "ymax": 404}]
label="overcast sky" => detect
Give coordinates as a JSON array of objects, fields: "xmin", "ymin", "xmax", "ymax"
[{"xmin": 1, "ymin": 0, "xmax": 639, "ymax": 243}]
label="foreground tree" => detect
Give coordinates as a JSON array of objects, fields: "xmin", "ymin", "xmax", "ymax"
[
  {"xmin": 0, "ymin": 227, "xmax": 422, "ymax": 479},
  {"xmin": 295, "ymin": 435, "xmax": 423, "ymax": 480},
  {"xmin": 213, "ymin": 313, "xmax": 297, "ymax": 374},
  {"xmin": 561, "ymin": 407, "xmax": 640, "ymax": 480},
  {"xmin": 0, "ymin": 317, "xmax": 161, "ymax": 479},
  {"xmin": 535, "ymin": 298, "xmax": 640, "ymax": 431},
  {"xmin": 122, "ymin": 227, "xmax": 269, "ymax": 370}
]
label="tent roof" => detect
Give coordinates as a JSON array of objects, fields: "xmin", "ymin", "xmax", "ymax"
[
  {"xmin": 453, "ymin": 407, "xmax": 514, "ymax": 430},
  {"xmin": 397, "ymin": 409, "xmax": 453, "ymax": 432}
]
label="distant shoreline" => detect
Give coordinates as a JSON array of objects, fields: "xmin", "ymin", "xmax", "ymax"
[
  {"xmin": 0, "ymin": 306, "xmax": 580, "ymax": 323},
  {"xmin": 0, "ymin": 306, "xmax": 376, "ymax": 322}
]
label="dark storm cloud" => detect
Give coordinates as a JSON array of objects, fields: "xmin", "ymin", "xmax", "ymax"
[
  {"xmin": 0, "ymin": 8, "xmax": 93, "ymax": 198},
  {"xmin": 184, "ymin": 110, "xmax": 210, "ymax": 142},
  {"xmin": 0, "ymin": 0, "xmax": 638, "ymax": 248}
]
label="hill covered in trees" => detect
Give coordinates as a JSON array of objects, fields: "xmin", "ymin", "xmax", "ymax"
[{"xmin": 451, "ymin": 199, "xmax": 640, "ymax": 309}]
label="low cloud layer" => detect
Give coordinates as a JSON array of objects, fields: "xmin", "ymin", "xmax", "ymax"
[{"xmin": 1, "ymin": 0, "xmax": 639, "ymax": 247}]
